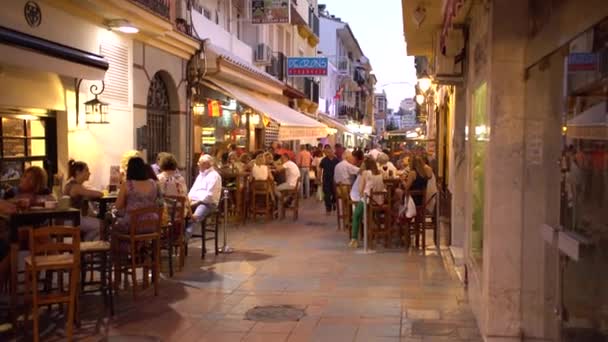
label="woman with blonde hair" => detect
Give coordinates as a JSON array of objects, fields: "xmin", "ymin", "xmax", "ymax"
[{"xmin": 64, "ymin": 160, "xmax": 104, "ymax": 240}]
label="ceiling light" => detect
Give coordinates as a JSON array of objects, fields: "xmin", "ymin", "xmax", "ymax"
[
  {"xmin": 415, "ymin": 94, "xmax": 425, "ymax": 105},
  {"xmin": 106, "ymin": 19, "xmax": 139, "ymax": 34}
]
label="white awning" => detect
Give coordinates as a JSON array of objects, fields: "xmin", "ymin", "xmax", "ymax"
[{"xmin": 205, "ymin": 77, "xmax": 329, "ymax": 141}]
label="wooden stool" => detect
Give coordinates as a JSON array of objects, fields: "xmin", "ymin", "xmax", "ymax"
[
  {"xmin": 79, "ymin": 239, "xmax": 114, "ymax": 320},
  {"xmin": 111, "ymin": 207, "xmax": 162, "ymax": 300},
  {"xmin": 189, "ymin": 202, "xmax": 221, "ymax": 259},
  {"xmin": 404, "ymin": 190, "xmax": 427, "ymax": 250},
  {"xmin": 280, "ymin": 177, "xmax": 301, "ymax": 221},
  {"xmin": 162, "ymin": 196, "xmax": 187, "ymax": 277},
  {"xmin": 336, "ymin": 184, "xmax": 352, "ymax": 233},
  {"xmin": 25, "ymin": 226, "xmax": 80, "ymax": 342},
  {"xmin": 367, "ymin": 191, "xmax": 391, "ymax": 248},
  {"xmin": 251, "ymin": 180, "xmax": 274, "ymax": 222}
]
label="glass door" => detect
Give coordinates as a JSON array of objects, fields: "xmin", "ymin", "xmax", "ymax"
[{"xmin": 559, "ymin": 19, "xmax": 608, "ymax": 341}]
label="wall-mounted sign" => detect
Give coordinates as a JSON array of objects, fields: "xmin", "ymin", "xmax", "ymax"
[
  {"xmin": 568, "ymin": 53, "xmax": 598, "ymax": 73},
  {"xmin": 24, "ymin": 1, "xmax": 42, "ymax": 28},
  {"xmin": 252, "ymin": 0, "xmax": 290, "ymax": 24},
  {"xmin": 286, "ymin": 57, "xmax": 328, "ymax": 77}
]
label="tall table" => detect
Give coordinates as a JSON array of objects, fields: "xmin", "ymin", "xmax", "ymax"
[{"xmin": 4, "ymin": 208, "xmax": 81, "ymax": 327}]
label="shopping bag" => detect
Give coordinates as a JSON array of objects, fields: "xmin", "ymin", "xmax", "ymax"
[
  {"xmin": 399, "ymin": 195, "xmax": 417, "ymax": 219},
  {"xmin": 309, "ymin": 170, "xmax": 316, "ymax": 180}
]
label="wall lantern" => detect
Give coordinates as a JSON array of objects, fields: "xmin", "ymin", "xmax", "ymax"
[
  {"xmin": 192, "ymin": 102, "xmax": 205, "ymax": 115},
  {"xmin": 415, "ymin": 94, "xmax": 425, "ymax": 105},
  {"xmin": 75, "ymin": 79, "xmax": 109, "ymax": 125},
  {"xmin": 417, "ymin": 71, "xmax": 432, "ymax": 93}
]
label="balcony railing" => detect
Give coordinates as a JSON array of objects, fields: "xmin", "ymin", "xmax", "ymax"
[
  {"xmin": 337, "ymin": 56, "xmax": 351, "ymax": 76},
  {"xmin": 130, "ymin": 0, "xmax": 170, "ymax": 19}
]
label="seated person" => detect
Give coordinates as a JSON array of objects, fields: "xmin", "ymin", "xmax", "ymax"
[
  {"xmin": 64, "ymin": 160, "xmax": 104, "ymax": 241},
  {"xmin": 113, "ymin": 157, "xmax": 162, "ymax": 234},
  {"xmin": 376, "ymin": 152, "xmax": 397, "ymax": 178},
  {"xmin": 274, "ymin": 153, "xmax": 300, "ymax": 208},
  {"xmin": 4, "ymin": 166, "xmax": 54, "ymax": 205},
  {"xmin": 157, "ymin": 153, "xmax": 189, "ymax": 218},
  {"xmin": 334, "ymin": 150, "xmax": 360, "ymax": 186},
  {"xmin": 186, "ymin": 155, "xmax": 222, "ymax": 239},
  {"xmin": 0, "ymin": 200, "xmax": 16, "ymax": 290}
]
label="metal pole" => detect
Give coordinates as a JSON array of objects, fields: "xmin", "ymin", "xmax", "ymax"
[
  {"xmin": 356, "ymin": 193, "xmax": 376, "ymax": 254},
  {"xmin": 220, "ymin": 188, "xmax": 233, "ymax": 253}
]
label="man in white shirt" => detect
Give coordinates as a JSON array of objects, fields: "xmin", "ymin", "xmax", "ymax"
[
  {"xmin": 275, "ymin": 153, "xmax": 300, "ymax": 209},
  {"xmin": 334, "ymin": 150, "xmax": 360, "ymax": 185},
  {"xmin": 187, "ymin": 155, "xmax": 222, "ymax": 238}
]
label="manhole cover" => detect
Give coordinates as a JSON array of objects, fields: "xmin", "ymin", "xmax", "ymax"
[{"xmin": 245, "ymin": 305, "xmax": 306, "ymax": 322}]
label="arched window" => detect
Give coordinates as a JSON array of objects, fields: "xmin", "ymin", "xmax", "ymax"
[{"xmin": 146, "ymin": 72, "xmax": 171, "ymax": 163}]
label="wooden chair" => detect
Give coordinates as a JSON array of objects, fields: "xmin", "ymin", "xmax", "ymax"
[
  {"xmin": 79, "ymin": 237, "xmax": 114, "ymax": 322},
  {"xmin": 111, "ymin": 207, "xmax": 162, "ymax": 300},
  {"xmin": 280, "ymin": 177, "xmax": 301, "ymax": 221},
  {"xmin": 162, "ymin": 196, "xmax": 187, "ymax": 277},
  {"xmin": 367, "ymin": 191, "xmax": 391, "ymax": 248},
  {"xmin": 251, "ymin": 179, "xmax": 274, "ymax": 222},
  {"xmin": 336, "ymin": 184, "xmax": 352, "ymax": 233},
  {"xmin": 25, "ymin": 226, "xmax": 80, "ymax": 342}
]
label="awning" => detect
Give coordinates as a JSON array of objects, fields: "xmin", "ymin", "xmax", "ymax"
[
  {"xmin": 0, "ymin": 26, "xmax": 109, "ymax": 80},
  {"xmin": 317, "ymin": 113, "xmax": 360, "ymax": 136},
  {"xmin": 205, "ymin": 77, "xmax": 329, "ymax": 141},
  {"xmin": 567, "ymin": 101, "xmax": 608, "ymax": 140}
]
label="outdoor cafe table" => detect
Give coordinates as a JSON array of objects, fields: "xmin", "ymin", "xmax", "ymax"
[{"xmin": 3, "ymin": 207, "xmax": 81, "ymax": 325}]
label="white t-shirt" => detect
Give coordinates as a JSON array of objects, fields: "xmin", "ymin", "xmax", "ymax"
[
  {"xmin": 283, "ymin": 160, "xmax": 300, "ymax": 187},
  {"xmin": 334, "ymin": 160, "xmax": 359, "ymax": 185},
  {"xmin": 251, "ymin": 164, "xmax": 269, "ymax": 181},
  {"xmin": 363, "ymin": 171, "xmax": 385, "ymax": 205}
]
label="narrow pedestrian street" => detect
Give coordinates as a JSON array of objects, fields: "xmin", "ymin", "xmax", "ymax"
[{"xmin": 64, "ymin": 199, "xmax": 481, "ymax": 342}]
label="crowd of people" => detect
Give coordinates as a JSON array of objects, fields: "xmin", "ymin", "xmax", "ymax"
[{"xmin": 0, "ymin": 141, "xmax": 441, "ymax": 285}]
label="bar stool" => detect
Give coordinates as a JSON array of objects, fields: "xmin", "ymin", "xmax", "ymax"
[
  {"xmin": 189, "ymin": 196, "xmax": 224, "ymax": 259},
  {"xmin": 404, "ymin": 190, "xmax": 427, "ymax": 249},
  {"xmin": 162, "ymin": 196, "xmax": 187, "ymax": 276},
  {"xmin": 336, "ymin": 184, "xmax": 352, "ymax": 233},
  {"xmin": 24, "ymin": 226, "xmax": 80, "ymax": 342},
  {"xmin": 367, "ymin": 191, "xmax": 390, "ymax": 248},
  {"xmin": 280, "ymin": 177, "xmax": 301, "ymax": 221},
  {"xmin": 251, "ymin": 179, "xmax": 274, "ymax": 222}
]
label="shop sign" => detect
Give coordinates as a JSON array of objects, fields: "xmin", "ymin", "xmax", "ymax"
[
  {"xmin": 252, "ymin": 0, "xmax": 290, "ymax": 24},
  {"xmin": 568, "ymin": 53, "xmax": 598, "ymax": 72},
  {"xmin": 286, "ymin": 57, "xmax": 328, "ymax": 76}
]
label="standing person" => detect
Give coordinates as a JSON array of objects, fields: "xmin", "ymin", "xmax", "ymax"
[
  {"xmin": 367, "ymin": 144, "xmax": 382, "ymax": 161},
  {"xmin": 296, "ymin": 145, "xmax": 312, "ymax": 198},
  {"xmin": 334, "ymin": 150, "xmax": 360, "ymax": 186},
  {"xmin": 275, "ymin": 153, "xmax": 300, "ymax": 210},
  {"xmin": 187, "ymin": 155, "xmax": 223, "ymax": 239},
  {"xmin": 319, "ymin": 147, "xmax": 339, "ymax": 214},
  {"xmin": 334, "ymin": 143, "xmax": 345, "ymax": 161},
  {"xmin": 64, "ymin": 160, "xmax": 104, "ymax": 241},
  {"xmin": 350, "ymin": 157, "xmax": 385, "ymax": 248}
]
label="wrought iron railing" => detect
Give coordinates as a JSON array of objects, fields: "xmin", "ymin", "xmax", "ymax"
[{"xmin": 130, "ymin": 0, "xmax": 170, "ymax": 19}]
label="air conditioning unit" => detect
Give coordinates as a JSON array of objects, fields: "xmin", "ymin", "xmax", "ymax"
[
  {"xmin": 434, "ymin": 28, "xmax": 464, "ymax": 81},
  {"xmin": 176, "ymin": 0, "xmax": 188, "ymax": 20},
  {"xmin": 337, "ymin": 56, "xmax": 350, "ymax": 75},
  {"xmin": 254, "ymin": 44, "xmax": 272, "ymax": 65}
]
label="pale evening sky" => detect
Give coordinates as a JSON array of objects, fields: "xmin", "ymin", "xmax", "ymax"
[{"xmin": 321, "ymin": 0, "xmax": 418, "ymax": 110}]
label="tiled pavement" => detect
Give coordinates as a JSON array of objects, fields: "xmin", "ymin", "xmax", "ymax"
[{"xmin": 15, "ymin": 199, "xmax": 481, "ymax": 341}]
